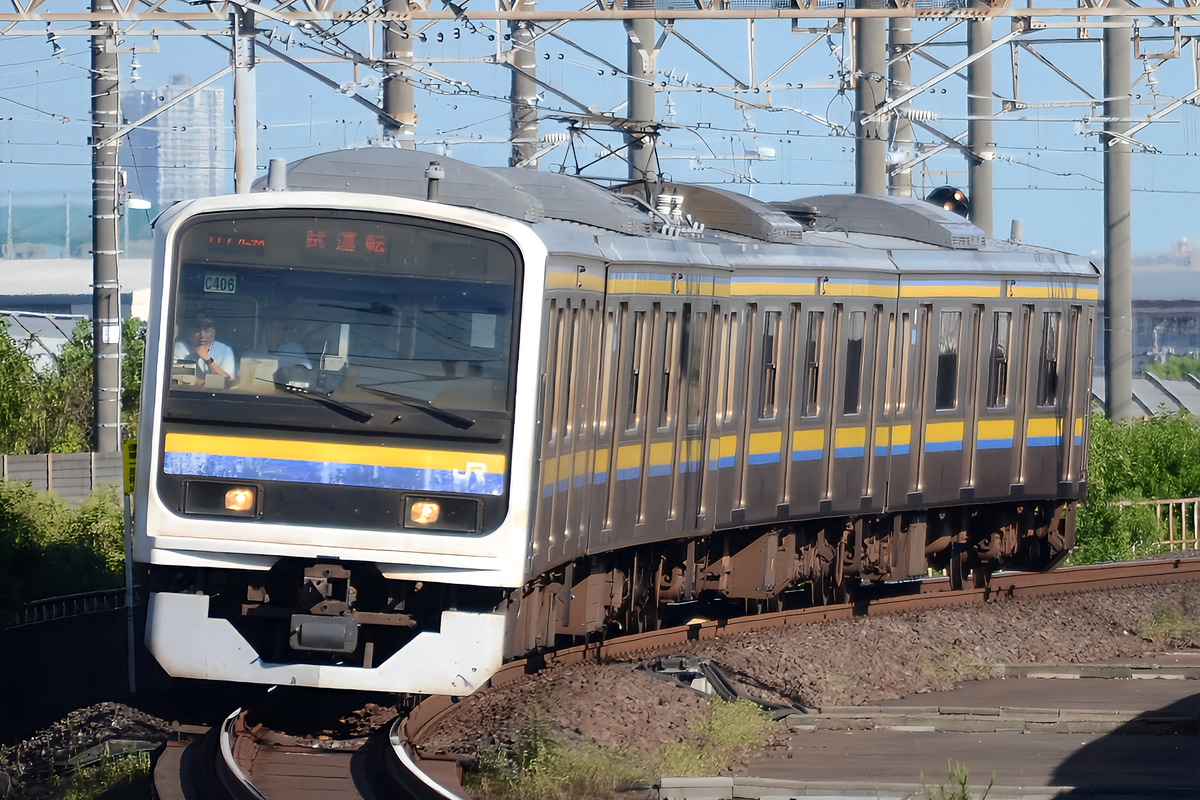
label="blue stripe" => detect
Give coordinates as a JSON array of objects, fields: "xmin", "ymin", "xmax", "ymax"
[
  {"xmin": 1074, "ymin": 436, "xmax": 1083, "ymax": 446},
  {"xmin": 978, "ymin": 439, "xmax": 1013, "ymax": 450},
  {"xmin": 616, "ymin": 466, "xmax": 641, "ymax": 481},
  {"xmin": 717, "ymin": 456, "xmax": 737, "ymax": 469},
  {"xmin": 792, "ymin": 450, "xmax": 823, "ymax": 462},
  {"xmin": 925, "ymin": 441, "xmax": 963, "ymax": 453},
  {"xmin": 834, "ymin": 446, "xmax": 865, "ymax": 458},
  {"xmin": 593, "ymin": 472, "xmax": 607, "ymax": 485},
  {"xmin": 1028, "ymin": 436, "xmax": 1060, "ymax": 447},
  {"xmin": 165, "ymin": 453, "xmax": 506, "ymax": 495},
  {"xmin": 749, "ymin": 452, "xmax": 780, "ymax": 466},
  {"xmin": 891, "ymin": 444, "xmax": 910, "ymax": 455},
  {"xmin": 648, "ymin": 463, "xmax": 673, "ymax": 478}
]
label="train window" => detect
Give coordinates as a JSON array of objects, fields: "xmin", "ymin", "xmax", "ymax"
[
  {"xmin": 896, "ymin": 313, "xmax": 912, "ymax": 413},
  {"xmin": 598, "ymin": 310, "xmax": 617, "ymax": 438},
  {"xmin": 724, "ymin": 312, "xmax": 741, "ymax": 423},
  {"xmin": 626, "ymin": 310, "xmax": 646, "ymax": 432},
  {"xmin": 543, "ymin": 303, "xmax": 563, "ymax": 441},
  {"xmin": 759, "ymin": 310, "xmax": 781, "ymax": 419},
  {"xmin": 659, "ymin": 311, "xmax": 677, "ymax": 429},
  {"xmin": 935, "ymin": 310, "xmax": 961, "ymax": 411},
  {"xmin": 803, "ymin": 311, "xmax": 824, "ymax": 417},
  {"xmin": 1037, "ymin": 311, "xmax": 1061, "ymax": 407},
  {"xmin": 882, "ymin": 313, "xmax": 897, "ymax": 414},
  {"xmin": 842, "ymin": 310, "xmax": 866, "ymax": 416},
  {"xmin": 563, "ymin": 306, "xmax": 580, "ymax": 436},
  {"xmin": 686, "ymin": 310, "xmax": 709, "ymax": 428},
  {"xmin": 987, "ymin": 311, "xmax": 1012, "ymax": 409}
]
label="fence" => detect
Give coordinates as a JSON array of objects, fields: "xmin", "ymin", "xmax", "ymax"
[
  {"xmin": 1117, "ymin": 497, "xmax": 1200, "ymax": 552},
  {"xmin": 0, "ymin": 451, "xmax": 121, "ymax": 502}
]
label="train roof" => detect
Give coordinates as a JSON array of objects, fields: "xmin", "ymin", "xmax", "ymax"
[{"xmin": 252, "ymin": 148, "xmax": 1096, "ymax": 277}]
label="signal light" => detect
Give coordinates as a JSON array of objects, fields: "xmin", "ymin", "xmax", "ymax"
[{"xmin": 926, "ymin": 186, "xmax": 970, "ymax": 218}]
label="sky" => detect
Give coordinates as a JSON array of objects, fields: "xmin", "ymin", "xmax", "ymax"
[{"xmin": 2, "ymin": 4, "xmax": 1199, "ymax": 260}]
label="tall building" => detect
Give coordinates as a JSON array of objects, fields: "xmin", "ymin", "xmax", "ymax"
[{"xmin": 122, "ymin": 75, "xmax": 228, "ymax": 205}]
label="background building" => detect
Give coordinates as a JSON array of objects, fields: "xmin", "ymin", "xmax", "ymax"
[{"xmin": 122, "ymin": 75, "xmax": 228, "ymax": 205}]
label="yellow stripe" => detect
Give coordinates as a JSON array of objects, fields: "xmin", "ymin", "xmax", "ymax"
[
  {"xmin": 616, "ymin": 444, "xmax": 643, "ymax": 470},
  {"xmin": 748, "ymin": 430, "xmax": 782, "ymax": 455},
  {"xmin": 978, "ymin": 419, "xmax": 1015, "ymax": 439},
  {"xmin": 680, "ymin": 438, "xmax": 704, "ymax": 463},
  {"xmin": 823, "ymin": 281, "xmax": 897, "ymax": 298},
  {"xmin": 891, "ymin": 424, "xmax": 912, "ymax": 446},
  {"xmin": 649, "ymin": 440, "xmax": 674, "ymax": 466},
  {"xmin": 1027, "ymin": 417, "xmax": 1063, "ymax": 437},
  {"xmin": 730, "ymin": 281, "xmax": 817, "ymax": 297},
  {"xmin": 874, "ymin": 426, "xmax": 890, "ymax": 446},
  {"xmin": 1009, "ymin": 283, "xmax": 1074, "ymax": 300},
  {"xmin": 900, "ymin": 283, "xmax": 1001, "ymax": 299},
  {"xmin": 608, "ymin": 277, "xmax": 673, "ymax": 294},
  {"xmin": 1074, "ymin": 417, "xmax": 1084, "ymax": 436},
  {"xmin": 719, "ymin": 435, "xmax": 738, "ymax": 459},
  {"xmin": 1076, "ymin": 286, "xmax": 1099, "ymax": 300},
  {"xmin": 546, "ymin": 270, "xmax": 605, "ymax": 292},
  {"xmin": 793, "ymin": 429, "xmax": 824, "ymax": 451},
  {"xmin": 164, "ymin": 432, "xmax": 505, "ymax": 472},
  {"xmin": 594, "ymin": 448, "xmax": 609, "ymax": 474},
  {"xmin": 925, "ymin": 421, "xmax": 964, "ymax": 443},
  {"xmin": 834, "ymin": 426, "xmax": 866, "ymax": 449}
]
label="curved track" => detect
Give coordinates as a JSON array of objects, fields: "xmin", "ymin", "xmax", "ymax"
[{"xmin": 151, "ymin": 557, "xmax": 1200, "ymax": 800}]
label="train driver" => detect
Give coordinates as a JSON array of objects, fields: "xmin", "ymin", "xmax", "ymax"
[{"xmin": 175, "ymin": 314, "xmax": 236, "ymax": 387}]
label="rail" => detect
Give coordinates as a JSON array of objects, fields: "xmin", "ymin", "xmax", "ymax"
[{"xmin": 1117, "ymin": 497, "xmax": 1200, "ymax": 552}]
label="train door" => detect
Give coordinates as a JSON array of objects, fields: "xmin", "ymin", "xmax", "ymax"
[
  {"xmin": 649, "ymin": 303, "xmax": 683, "ymax": 537},
  {"xmin": 589, "ymin": 304, "xmax": 620, "ymax": 553},
  {"xmin": 972, "ymin": 307, "xmax": 1019, "ymax": 501},
  {"xmin": 733, "ymin": 306, "xmax": 758, "ymax": 520},
  {"xmin": 789, "ymin": 305, "xmax": 830, "ymax": 515},
  {"xmin": 918, "ymin": 303, "xmax": 971, "ymax": 508},
  {"xmin": 1013, "ymin": 303, "xmax": 1035, "ymax": 490},
  {"xmin": 961, "ymin": 304, "xmax": 984, "ymax": 493},
  {"xmin": 533, "ymin": 299, "xmax": 573, "ymax": 574},
  {"xmin": 886, "ymin": 304, "xmax": 927, "ymax": 509},
  {"xmin": 711, "ymin": 309, "xmax": 742, "ymax": 526},
  {"xmin": 1026, "ymin": 306, "xmax": 1066, "ymax": 495},
  {"xmin": 742, "ymin": 304, "xmax": 789, "ymax": 522},
  {"xmin": 601, "ymin": 301, "xmax": 650, "ymax": 549},
  {"xmin": 1058, "ymin": 305, "xmax": 1084, "ymax": 486},
  {"xmin": 825, "ymin": 302, "xmax": 877, "ymax": 515},
  {"xmin": 563, "ymin": 301, "xmax": 601, "ymax": 559},
  {"xmin": 694, "ymin": 305, "xmax": 725, "ymax": 530},
  {"xmin": 907, "ymin": 304, "xmax": 933, "ymax": 504},
  {"xmin": 864, "ymin": 307, "xmax": 893, "ymax": 511},
  {"xmin": 675, "ymin": 303, "xmax": 716, "ymax": 536}
]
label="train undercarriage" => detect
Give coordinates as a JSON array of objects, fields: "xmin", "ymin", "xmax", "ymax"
[{"xmin": 509, "ymin": 499, "xmax": 1076, "ymax": 654}]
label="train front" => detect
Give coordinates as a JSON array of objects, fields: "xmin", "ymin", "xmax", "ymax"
[{"xmin": 134, "ymin": 192, "xmax": 540, "ymax": 694}]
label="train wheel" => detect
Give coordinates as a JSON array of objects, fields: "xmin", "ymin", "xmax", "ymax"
[{"xmin": 948, "ymin": 545, "xmax": 968, "ymax": 591}]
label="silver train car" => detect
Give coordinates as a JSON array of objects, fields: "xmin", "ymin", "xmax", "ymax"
[{"xmin": 135, "ymin": 148, "xmax": 1097, "ymax": 694}]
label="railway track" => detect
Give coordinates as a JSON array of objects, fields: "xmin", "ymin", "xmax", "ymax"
[{"xmin": 149, "ymin": 556, "xmax": 1200, "ymax": 800}]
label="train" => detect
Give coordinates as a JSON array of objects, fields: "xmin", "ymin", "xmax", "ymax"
[{"xmin": 134, "ymin": 148, "xmax": 1098, "ymax": 695}]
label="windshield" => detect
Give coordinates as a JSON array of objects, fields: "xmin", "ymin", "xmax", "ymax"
[{"xmin": 163, "ymin": 210, "xmax": 520, "ymax": 435}]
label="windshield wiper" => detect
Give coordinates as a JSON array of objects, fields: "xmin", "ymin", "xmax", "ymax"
[
  {"xmin": 260, "ymin": 379, "xmax": 375, "ymax": 423},
  {"xmin": 358, "ymin": 384, "xmax": 476, "ymax": 430}
]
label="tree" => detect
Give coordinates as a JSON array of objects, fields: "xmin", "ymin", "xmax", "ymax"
[{"xmin": 0, "ymin": 315, "xmax": 145, "ymax": 454}]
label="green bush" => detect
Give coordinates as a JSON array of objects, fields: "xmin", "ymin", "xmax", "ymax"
[
  {"xmin": 1075, "ymin": 409, "xmax": 1200, "ymax": 563},
  {"xmin": 0, "ymin": 481, "xmax": 125, "ymax": 624}
]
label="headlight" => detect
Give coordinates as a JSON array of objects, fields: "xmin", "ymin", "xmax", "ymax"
[
  {"xmin": 184, "ymin": 481, "xmax": 260, "ymax": 518},
  {"xmin": 402, "ymin": 495, "xmax": 481, "ymax": 533}
]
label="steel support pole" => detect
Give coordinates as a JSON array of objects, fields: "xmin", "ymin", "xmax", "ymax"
[
  {"xmin": 626, "ymin": 0, "xmax": 657, "ymax": 184},
  {"xmin": 854, "ymin": 11, "xmax": 887, "ymax": 195},
  {"xmin": 232, "ymin": 8, "xmax": 257, "ymax": 192},
  {"xmin": 91, "ymin": 0, "xmax": 121, "ymax": 452},
  {"xmin": 509, "ymin": 0, "xmax": 539, "ymax": 167},
  {"xmin": 1103, "ymin": 4, "xmax": 1135, "ymax": 420},
  {"xmin": 383, "ymin": 0, "xmax": 416, "ymax": 148},
  {"xmin": 888, "ymin": 17, "xmax": 913, "ymax": 198},
  {"xmin": 967, "ymin": 10, "xmax": 994, "ymax": 237}
]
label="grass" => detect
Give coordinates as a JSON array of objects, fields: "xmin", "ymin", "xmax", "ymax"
[
  {"xmin": 919, "ymin": 760, "xmax": 994, "ymax": 800},
  {"xmin": 7, "ymin": 747, "xmax": 153, "ymax": 800},
  {"xmin": 917, "ymin": 645, "xmax": 994, "ymax": 685},
  {"xmin": 1138, "ymin": 603, "xmax": 1198, "ymax": 646},
  {"xmin": 463, "ymin": 697, "xmax": 776, "ymax": 800}
]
